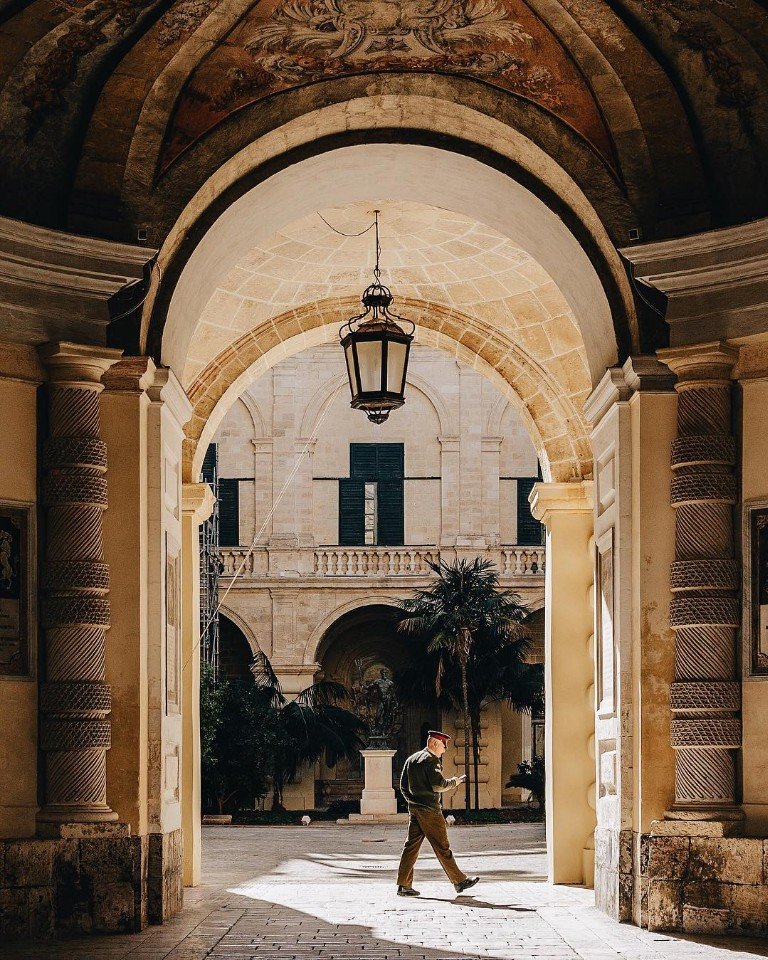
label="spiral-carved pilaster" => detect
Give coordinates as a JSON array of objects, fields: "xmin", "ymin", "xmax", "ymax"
[
  {"xmin": 37, "ymin": 344, "xmax": 120, "ymax": 830},
  {"xmin": 664, "ymin": 347, "xmax": 742, "ymax": 813}
]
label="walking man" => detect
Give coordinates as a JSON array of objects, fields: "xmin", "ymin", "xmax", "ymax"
[{"xmin": 396, "ymin": 730, "xmax": 479, "ymax": 897}]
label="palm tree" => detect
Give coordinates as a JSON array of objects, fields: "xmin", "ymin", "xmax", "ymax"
[
  {"xmin": 397, "ymin": 557, "xmax": 538, "ymax": 809},
  {"xmin": 251, "ymin": 650, "xmax": 366, "ymax": 810}
]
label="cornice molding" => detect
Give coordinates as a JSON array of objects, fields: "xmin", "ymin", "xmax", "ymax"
[
  {"xmin": 0, "ymin": 217, "xmax": 156, "ymax": 347},
  {"xmin": 621, "ymin": 219, "xmax": 768, "ymax": 347}
]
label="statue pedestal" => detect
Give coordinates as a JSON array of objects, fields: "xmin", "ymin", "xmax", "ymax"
[
  {"xmin": 359, "ymin": 748, "xmax": 398, "ymax": 816},
  {"xmin": 344, "ymin": 749, "xmax": 407, "ymax": 823}
]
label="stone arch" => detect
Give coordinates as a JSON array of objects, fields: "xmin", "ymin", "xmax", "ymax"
[
  {"xmin": 141, "ymin": 110, "xmax": 639, "ymax": 369},
  {"xmin": 237, "ymin": 391, "xmax": 266, "ymax": 439},
  {"xmin": 297, "ymin": 369, "xmax": 456, "ymax": 441},
  {"xmin": 304, "ymin": 596, "xmax": 405, "ymax": 666},
  {"xmin": 217, "ymin": 602, "xmax": 262, "ymax": 658},
  {"xmin": 183, "ymin": 297, "xmax": 592, "ymax": 485},
  {"xmin": 486, "ymin": 394, "xmax": 511, "ymax": 439}
]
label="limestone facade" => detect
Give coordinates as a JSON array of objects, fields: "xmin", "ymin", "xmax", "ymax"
[{"xmin": 211, "ymin": 344, "xmax": 546, "ymax": 809}]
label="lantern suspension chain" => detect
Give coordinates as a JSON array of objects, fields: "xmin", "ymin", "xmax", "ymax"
[{"xmin": 374, "ymin": 209, "xmax": 381, "ymax": 283}]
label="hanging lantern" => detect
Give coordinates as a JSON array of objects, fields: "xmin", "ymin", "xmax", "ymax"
[{"xmin": 339, "ymin": 212, "xmax": 414, "ymax": 424}]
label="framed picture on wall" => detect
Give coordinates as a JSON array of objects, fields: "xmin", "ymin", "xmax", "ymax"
[
  {"xmin": 165, "ymin": 535, "xmax": 181, "ymax": 712},
  {"xmin": 744, "ymin": 499, "xmax": 768, "ymax": 676},
  {"xmin": 595, "ymin": 528, "xmax": 615, "ymax": 716},
  {"xmin": 0, "ymin": 502, "xmax": 35, "ymax": 679}
]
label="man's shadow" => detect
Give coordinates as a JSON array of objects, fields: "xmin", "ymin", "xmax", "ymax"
[{"xmin": 417, "ymin": 895, "xmax": 535, "ymax": 913}]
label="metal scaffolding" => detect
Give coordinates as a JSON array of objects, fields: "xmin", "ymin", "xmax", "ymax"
[{"xmin": 199, "ymin": 443, "xmax": 222, "ymax": 679}]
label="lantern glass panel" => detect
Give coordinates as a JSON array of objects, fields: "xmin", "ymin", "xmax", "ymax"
[
  {"xmin": 386, "ymin": 340, "xmax": 407, "ymax": 394},
  {"xmin": 356, "ymin": 338, "xmax": 382, "ymax": 393},
  {"xmin": 344, "ymin": 343, "xmax": 358, "ymax": 395}
]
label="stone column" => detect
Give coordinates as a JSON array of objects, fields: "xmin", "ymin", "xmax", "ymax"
[
  {"xmin": 37, "ymin": 342, "xmax": 122, "ymax": 833},
  {"xmin": 530, "ymin": 481, "xmax": 595, "ymax": 884},
  {"xmin": 658, "ymin": 343, "xmax": 742, "ymax": 818},
  {"xmin": 181, "ymin": 482, "xmax": 215, "ymax": 886}
]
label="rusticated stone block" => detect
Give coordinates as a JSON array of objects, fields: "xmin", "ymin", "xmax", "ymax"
[
  {"xmin": 0, "ymin": 889, "xmax": 29, "ymax": 938},
  {"xmin": 80, "ymin": 836, "xmax": 136, "ymax": 885},
  {"xmin": 148, "ymin": 829, "xmax": 183, "ymax": 924},
  {"xmin": 689, "ymin": 838, "xmax": 764, "ymax": 885},
  {"xmin": 682, "ymin": 904, "xmax": 731, "ymax": 935},
  {"xmin": 729, "ymin": 884, "xmax": 768, "ymax": 933},
  {"xmin": 618, "ymin": 870, "xmax": 633, "ymax": 923},
  {"xmin": 92, "ymin": 882, "xmax": 136, "ymax": 934},
  {"xmin": 3, "ymin": 840, "xmax": 55, "ymax": 887},
  {"xmin": 638, "ymin": 832, "xmax": 650, "ymax": 877},
  {"xmin": 619, "ymin": 829, "xmax": 633, "ymax": 876},
  {"xmin": 683, "ymin": 880, "xmax": 729, "ymax": 909},
  {"xmin": 647, "ymin": 879, "xmax": 682, "ymax": 931},
  {"xmin": 647, "ymin": 837, "xmax": 690, "ymax": 880},
  {"xmin": 764, "ymin": 840, "xmax": 768, "ymax": 883},
  {"xmin": 28, "ymin": 887, "xmax": 54, "ymax": 938}
]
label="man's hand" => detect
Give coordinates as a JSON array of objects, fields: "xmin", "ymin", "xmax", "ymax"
[{"xmin": 456, "ymin": 774, "xmax": 467, "ymax": 783}]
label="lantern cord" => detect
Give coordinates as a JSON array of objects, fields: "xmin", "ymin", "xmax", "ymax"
[
  {"xmin": 317, "ymin": 212, "xmax": 376, "ymax": 238},
  {"xmin": 188, "ymin": 382, "xmax": 344, "ymax": 670}
]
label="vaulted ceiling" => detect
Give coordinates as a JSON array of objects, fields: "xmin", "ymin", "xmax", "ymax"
[{"xmin": 1, "ymin": 0, "xmax": 767, "ymax": 253}]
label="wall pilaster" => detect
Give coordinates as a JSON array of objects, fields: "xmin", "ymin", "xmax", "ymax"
[
  {"xmin": 585, "ymin": 357, "xmax": 678, "ymax": 923},
  {"xmin": 530, "ymin": 480, "xmax": 595, "ymax": 885},
  {"xmin": 181, "ymin": 482, "xmax": 214, "ymax": 886}
]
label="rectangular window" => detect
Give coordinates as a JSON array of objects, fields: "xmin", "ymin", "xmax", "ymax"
[
  {"xmin": 340, "ymin": 444, "xmax": 404, "ymax": 546},
  {"xmin": 218, "ymin": 478, "xmax": 240, "ymax": 547},
  {"xmin": 364, "ymin": 482, "xmax": 377, "ymax": 545},
  {"xmin": 516, "ymin": 477, "xmax": 544, "ymax": 546}
]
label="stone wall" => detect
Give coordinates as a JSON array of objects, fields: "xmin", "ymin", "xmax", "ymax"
[
  {"xmin": 0, "ymin": 827, "xmax": 183, "ymax": 939},
  {"xmin": 644, "ymin": 835, "xmax": 768, "ymax": 935},
  {"xmin": 0, "ymin": 831, "xmax": 145, "ymax": 939}
]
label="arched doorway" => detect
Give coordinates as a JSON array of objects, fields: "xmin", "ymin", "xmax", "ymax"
[
  {"xmin": 148, "ymin": 124, "xmax": 628, "ymax": 892},
  {"xmin": 314, "ymin": 604, "xmax": 439, "ymax": 808}
]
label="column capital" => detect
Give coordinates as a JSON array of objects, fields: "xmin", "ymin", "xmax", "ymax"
[
  {"xmin": 657, "ymin": 341, "xmax": 739, "ymax": 386},
  {"xmin": 585, "ymin": 357, "xmax": 677, "ymax": 429},
  {"xmin": 38, "ymin": 341, "xmax": 122, "ymax": 387},
  {"xmin": 438, "ymin": 435, "xmax": 460, "ymax": 452},
  {"xmin": 101, "ymin": 355, "xmax": 156, "ymax": 393},
  {"xmin": 252, "ymin": 438, "xmax": 274, "ymax": 453},
  {"xmin": 481, "ymin": 436, "xmax": 503, "ymax": 453},
  {"xmin": 530, "ymin": 481, "xmax": 594, "ymax": 525},
  {"xmin": 182, "ymin": 482, "xmax": 215, "ymax": 524},
  {"xmin": 147, "ymin": 367, "xmax": 193, "ymax": 428}
]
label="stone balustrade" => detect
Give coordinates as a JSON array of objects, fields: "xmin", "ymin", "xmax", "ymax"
[{"xmin": 217, "ymin": 544, "xmax": 545, "ymax": 580}]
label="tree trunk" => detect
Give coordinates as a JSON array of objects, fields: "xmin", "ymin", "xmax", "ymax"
[
  {"xmin": 471, "ymin": 710, "xmax": 481, "ymax": 810},
  {"xmin": 459, "ymin": 657, "xmax": 471, "ymax": 811}
]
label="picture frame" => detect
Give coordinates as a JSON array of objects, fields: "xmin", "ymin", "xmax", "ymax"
[
  {"xmin": 0, "ymin": 501, "xmax": 35, "ymax": 680},
  {"xmin": 743, "ymin": 499, "xmax": 768, "ymax": 677}
]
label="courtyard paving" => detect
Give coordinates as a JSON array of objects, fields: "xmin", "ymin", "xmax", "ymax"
[{"xmin": 3, "ymin": 823, "xmax": 768, "ymax": 960}]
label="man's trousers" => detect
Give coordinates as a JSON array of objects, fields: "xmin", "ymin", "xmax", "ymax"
[{"xmin": 396, "ymin": 807, "xmax": 467, "ymax": 887}]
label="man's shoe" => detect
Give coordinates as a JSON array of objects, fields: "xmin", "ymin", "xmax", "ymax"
[
  {"xmin": 397, "ymin": 885, "xmax": 420, "ymax": 897},
  {"xmin": 454, "ymin": 877, "xmax": 480, "ymax": 894}
]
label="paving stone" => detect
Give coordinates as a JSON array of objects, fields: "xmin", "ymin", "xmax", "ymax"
[{"xmin": 2, "ymin": 825, "xmax": 768, "ymax": 960}]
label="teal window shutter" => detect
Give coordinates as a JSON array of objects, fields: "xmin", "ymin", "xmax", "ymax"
[
  {"xmin": 218, "ymin": 478, "xmax": 240, "ymax": 546},
  {"xmin": 516, "ymin": 477, "xmax": 543, "ymax": 545},
  {"xmin": 339, "ymin": 478, "xmax": 365, "ymax": 545},
  {"xmin": 377, "ymin": 479, "xmax": 404, "ymax": 546}
]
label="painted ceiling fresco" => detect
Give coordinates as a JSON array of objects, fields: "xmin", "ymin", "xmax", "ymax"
[{"xmin": 160, "ymin": 0, "xmax": 617, "ymax": 171}]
